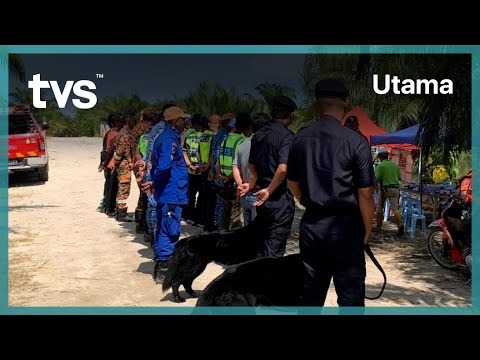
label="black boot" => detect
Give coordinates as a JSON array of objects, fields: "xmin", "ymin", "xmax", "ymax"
[
  {"xmin": 116, "ymin": 208, "xmax": 128, "ymax": 222},
  {"xmin": 155, "ymin": 260, "xmax": 169, "ymax": 284},
  {"xmin": 135, "ymin": 207, "xmax": 145, "ymax": 233},
  {"xmin": 144, "ymin": 232, "xmax": 153, "ymax": 243},
  {"xmin": 117, "ymin": 208, "xmax": 134, "ymax": 222}
]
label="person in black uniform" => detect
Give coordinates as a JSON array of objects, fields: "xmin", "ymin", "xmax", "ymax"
[
  {"xmin": 287, "ymin": 79, "xmax": 376, "ymax": 307},
  {"xmin": 239, "ymin": 96, "xmax": 297, "ymax": 258}
]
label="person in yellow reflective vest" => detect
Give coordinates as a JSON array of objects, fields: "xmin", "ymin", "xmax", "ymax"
[
  {"xmin": 198, "ymin": 114, "xmax": 220, "ymax": 231},
  {"xmin": 183, "ymin": 114, "xmax": 207, "ymax": 226},
  {"xmin": 215, "ymin": 113, "xmax": 252, "ymax": 230}
]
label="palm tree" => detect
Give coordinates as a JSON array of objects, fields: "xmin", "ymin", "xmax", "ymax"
[
  {"xmin": 8, "ymin": 54, "xmax": 26, "ymax": 81},
  {"xmin": 254, "ymin": 82, "xmax": 297, "ymax": 108},
  {"xmin": 9, "ymin": 87, "xmax": 32, "ymax": 105},
  {"xmin": 0, "ymin": 47, "xmax": 26, "ymax": 81},
  {"xmin": 179, "ymin": 80, "xmax": 266, "ymax": 116}
]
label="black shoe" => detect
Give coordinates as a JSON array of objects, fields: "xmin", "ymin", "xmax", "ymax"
[
  {"xmin": 396, "ymin": 225, "xmax": 405, "ymax": 236},
  {"xmin": 136, "ymin": 223, "xmax": 147, "ymax": 234},
  {"xmin": 144, "ymin": 232, "xmax": 153, "ymax": 243},
  {"xmin": 155, "ymin": 260, "xmax": 169, "ymax": 284}
]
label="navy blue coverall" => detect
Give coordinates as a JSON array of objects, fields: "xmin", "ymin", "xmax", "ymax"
[
  {"xmin": 287, "ymin": 116, "xmax": 376, "ymax": 306},
  {"xmin": 249, "ymin": 120, "xmax": 295, "ymax": 258}
]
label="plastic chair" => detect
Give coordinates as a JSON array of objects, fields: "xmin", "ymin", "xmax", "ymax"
[
  {"xmin": 401, "ymin": 197, "xmax": 414, "ymax": 228},
  {"xmin": 408, "ymin": 198, "xmax": 426, "ymax": 238},
  {"xmin": 410, "ymin": 213, "xmax": 426, "ymax": 238}
]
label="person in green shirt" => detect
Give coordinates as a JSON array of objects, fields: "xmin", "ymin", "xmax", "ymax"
[{"xmin": 374, "ymin": 148, "xmax": 404, "ymax": 235}]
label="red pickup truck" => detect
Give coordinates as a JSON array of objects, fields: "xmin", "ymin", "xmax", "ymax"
[{"xmin": 8, "ymin": 104, "xmax": 49, "ymax": 181}]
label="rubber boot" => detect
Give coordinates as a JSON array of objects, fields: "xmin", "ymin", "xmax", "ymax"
[
  {"xmin": 155, "ymin": 260, "xmax": 170, "ymax": 284},
  {"xmin": 394, "ymin": 210, "xmax": 404, "ymax": 236},
  {"xmin": 116, "ymin": 207, "xmax": 128, "ymax": 222},
  {"xmin": 135, "ymin": 207, "xmax": 146, "ymax": 233},
  {"xmin": 376, "ymin": 212, "xmax": 384, "ymax": 230}
]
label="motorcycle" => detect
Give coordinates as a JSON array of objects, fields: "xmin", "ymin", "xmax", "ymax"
[{"xmin": 426, "ymin": 195, "xmax": 471, "ymax": 276}]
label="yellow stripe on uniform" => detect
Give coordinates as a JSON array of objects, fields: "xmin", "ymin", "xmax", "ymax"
[
  {"xmin": 27, "ymin": 151, "xmax": 38, "ymax": 156},
  {"xmin": 16, "ymin": 152, "xmax": 25, "ymax": 158}
]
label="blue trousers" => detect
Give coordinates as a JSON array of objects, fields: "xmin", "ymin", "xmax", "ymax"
[
  {"xmin": 146, "ymin": 193, "xmax": 157, "ymax": 236},
  {"xmin": 152, "ymin": 203, "xmax": 183, "ymax": 262},
  {"xmin": 214, "ymin": 194, "xmax": 224, "ymax": 226}
]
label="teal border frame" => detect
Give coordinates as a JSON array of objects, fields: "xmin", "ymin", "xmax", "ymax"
[{"xmin": 0, "ymin": 45, "xmax": 478, "ymax": 315}]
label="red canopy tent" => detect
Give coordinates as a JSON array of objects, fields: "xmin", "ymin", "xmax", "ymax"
[
  {"xmin": 343, "ymin": 105, "xmax": 387, "ymax": 142},
  {"xmin": 343, "ymin": 106, "xmax": 419, "ymax": 151}
]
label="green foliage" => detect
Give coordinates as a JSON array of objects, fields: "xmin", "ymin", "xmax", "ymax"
[
  {"xmin": 0, "ymin": 47, "xmax": 25, "ymax": 82},
  {"xmin": 9, "ymin": 82, "xmax": 290, "ymax": 137},
  {"xmin": 174, "ymin": 80, "xmax": 269, "ymax": 116},
  {"xmin": 254, "ymin": 82, "xmax": 297, "ymax": 108},
  {"xmin": 301, "ymin": 53, "xmax": 471, "ymax": 170}
]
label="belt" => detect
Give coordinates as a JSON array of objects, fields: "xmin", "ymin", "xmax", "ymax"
[
  {"xmin": 305, "ymin": 206, "xmax": 358, "ymax": 218},
  {"xmin": 382, "ymin": 185, "xmax": 399, "ymax": 189}
]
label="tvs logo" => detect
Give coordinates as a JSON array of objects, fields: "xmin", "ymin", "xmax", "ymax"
[{"xmin": 28, "ymin": 74, "xmax": 98, "ymax": 109}]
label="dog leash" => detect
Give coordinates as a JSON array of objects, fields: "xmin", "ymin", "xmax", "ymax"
[{"xmin": 364, "ymin": 244, "xmax": 387, "ymax": 300}]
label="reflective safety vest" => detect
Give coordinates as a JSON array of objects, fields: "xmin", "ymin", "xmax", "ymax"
[
  {"xmin": 184, "ymin": 128, "xmax": 195, "ymax": 140},
  {"xmin": 460, "ymin": 169, "xmax": 472, "ymax": 203},
  {"xmin": 219, "ymin": 133, "xmax": 246, "ymax": 177},
  {"xmin": 198, "ymin": 130, "xmax": 216, "ymax": 164},
  {"xmin": 185, "ymin": 130, "xmax": 203, "ymax": 175},
  {"xmin": 138, "ymin": 133, "xmax": 149, "ymax": 157}
]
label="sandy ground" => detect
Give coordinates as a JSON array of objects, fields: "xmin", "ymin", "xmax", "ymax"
[{"xmin": 8, "ymin": 137, "xmax": 471, "ymax": 311}]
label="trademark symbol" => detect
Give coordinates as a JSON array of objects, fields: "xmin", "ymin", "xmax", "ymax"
[{"xmin": 96, "ymin": 74, "xmax": 104, "ymax": 79}]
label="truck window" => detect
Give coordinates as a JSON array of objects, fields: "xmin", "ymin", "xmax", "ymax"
[{"xmin": 9, "ymin": 114, "xmax": 38, "ymax": 135}]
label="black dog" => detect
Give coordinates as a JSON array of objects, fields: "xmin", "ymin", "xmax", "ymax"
[
  {"xmin": 162, "ymin": 218, "xmax": 262, "ymax": 303},
  {"xmin": 195, "ymin": 245, "xmax": 386, "ymax": 307},
  {"xmin": 196, "ymin": 254, "xmax": 304, "ymax": 307}
]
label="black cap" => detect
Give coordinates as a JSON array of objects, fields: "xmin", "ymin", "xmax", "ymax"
[
  {"xmin": 108, "ymin": 112, "xmax": 123, "ymax": 123},
  {"xmin": 344, "ymin": 115, "xmax": 358, "ymax": 125},
  {"xmin": 272, "ymin": 95, "xmax": 298, "ymax": 111},
  {"xmin": 315, "ymin": 79, "xmax": 350, "ymax": 100}
]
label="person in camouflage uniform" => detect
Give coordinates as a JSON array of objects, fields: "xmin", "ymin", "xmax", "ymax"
[
  {"xmin": 113, "ymin": 114, "xmax": 137, "ymax": 221},
  {"xmin": 132, "ymin": 107, "xmax": 157, "ymax": 232}
]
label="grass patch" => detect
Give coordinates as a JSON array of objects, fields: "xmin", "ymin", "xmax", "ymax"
[
  {"xmin": 8, "ymin": 229, "xmax": 46, "ymax": 306},
  {"xmin": 9, "ymin": 230, "xmax": 36, "ymax": 248},
  {"xmin": 9, "ymin": 191, "xmax": 33, "ymax": 199}
]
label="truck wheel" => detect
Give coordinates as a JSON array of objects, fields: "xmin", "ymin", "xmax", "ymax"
[{"xmin": 38, "ymin": 163, "xmax": 49, "ymax": 182}]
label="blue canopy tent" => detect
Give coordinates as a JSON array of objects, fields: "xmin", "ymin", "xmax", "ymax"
[
  {"xmin": 371, "ymin": 124, "xmax": 424, "ymax": 208},
  {"xmin": 370, "ymin": 124, "xmax": 421, "ymax": 147}
]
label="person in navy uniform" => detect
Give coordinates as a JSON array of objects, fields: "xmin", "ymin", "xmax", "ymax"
[
  {"xmin": 287, "ymin": 79, "xmax": 376, "ymax": 307},
  {"xmin": 142, "ymin": 106, "xmax": 191, "ymax": 284},
  {"xmin": 239, "ymin": 96, "xmax": 297, "ymax": 258}
]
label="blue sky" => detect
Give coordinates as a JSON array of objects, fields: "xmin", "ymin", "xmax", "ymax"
[{"xmin": 10, "ymin": 54, "xmax": 306, "ymax": 115}]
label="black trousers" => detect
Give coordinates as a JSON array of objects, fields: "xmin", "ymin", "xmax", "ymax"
[
  {"xmin": 104, "ymin": 169, "xmax": 118, "ymax": 214},
  {"xmin": 255, "ymin": 191, "xmax": 295, "ymax": 258},
  {"xmin": 299, "ymin": 211, "xmax": 366, "ymax": 307},
  {"xmin": 185, "ymin": 173, "xmax": 203, "ymax": 225},
  {"xmin": 200, "ymin": 172, "xmax": 217, "ymax": 231}
]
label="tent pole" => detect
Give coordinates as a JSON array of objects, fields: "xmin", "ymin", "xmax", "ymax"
[{"xmin": 419, "ymin": 148, "xmax": 423, "ymax": 209}]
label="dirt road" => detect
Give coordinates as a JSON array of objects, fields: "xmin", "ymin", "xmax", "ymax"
[{"xmin": 8, "ymin": 137, "xmax": 471, "ymax": 311}]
